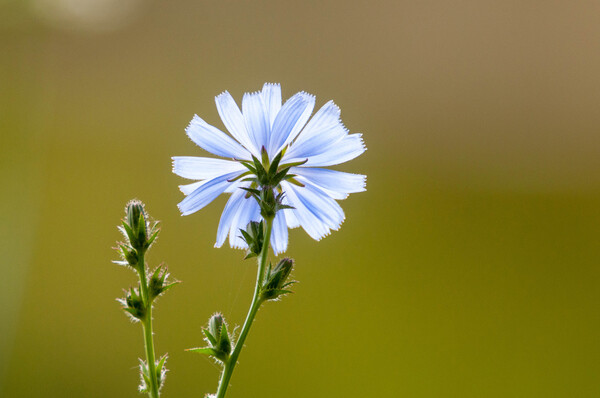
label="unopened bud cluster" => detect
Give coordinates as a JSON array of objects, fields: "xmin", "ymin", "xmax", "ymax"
[
  {"xmin": 113, "ymin": 200, "xmax": 177, "ymax": 396},
  {"xmin": 115, "ymin": 200, "xmax": 159, "ymax": 270}
]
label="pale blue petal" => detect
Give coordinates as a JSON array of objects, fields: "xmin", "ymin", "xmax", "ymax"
[
  {"xmin": 177, "ymin": 171, "xmax": 242, "ymax": 216},
  {"xmin": 215, "ymin": 188, "xmax": 247, "ymax": 248},
  {"xmin": 215, "ymin": 91, "xmax": 259, "ymax": 157},
  {"xmin": 284, "ymin": 124, "xmax": 346, "ymax": 161},
  {"xmin": 283, "ymin": 208, "xmax": 301, "ymax": 229},
  {"xmin": 284, "ymin": 101, "xmax": 347, "ymax": 160},
  {"xmin": 179, "ymin": 180, "xmax": 205, "ymax": 195},
  {"xmin": 290, "ymin": 183, "xmax": 345, "ymax": 230},
  {"xmin": 291, "ymin": 168, "xmax": 366, "ymax": 199},
  {"xmin": 300, "ymin": 134, "xmax": 366, "ymax": 167},
  {"xmin": 269, "ymin": 92, "xmax": 315, "ymax": 155},
  {"xmin": 172, "ymin": 157, "xmax": 245, "ymax": 180},
  {"xmin": 281, "ymin": 193, "xmax": 300, "ymax": 229},
  {"xmin": 228, "ymin": 196, "xmax": 261, "ymax": 249},
  {"xmin": 281, "ymin": 182, "xmax": 331, "ymax": 240},
  {"xmin": 261, "ymin": 83, "xmax": 282, "ymax": 127},
  {"xmin": 186, "ymin": 115, "xmax": 250, "ymax": 159},
  {"xmin": 242, "ymin": 92, "xmax": 270, "ymax": 153},
  {"xmin": 270, "ymin": 211, "xmax": 288, "ymax": 254}
]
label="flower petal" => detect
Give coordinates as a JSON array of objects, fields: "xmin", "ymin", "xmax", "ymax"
[
  {"xmin": 172, "ymin": 157, "xmax": 246, "ymax": 180},
  {"xmin": 281, "ymin": 182, "xmax": 331, "ymax": 240},
  {"xmin": 177, "ymin": 171, "xmax": 242, "ymax": 216},
  {"xmin": 269, "ymin": 92, "xmax": 315, "ymax": 155},
  {"xmin": 215, "ymin": 188, "xmax": 247, "ymax": 248},
  {"xmin": 215, "ymin": 91, "xmax": 259, "ymax": 157},
  {"xmin": 295, "ymin": 183, "xmax": 345, "ymax": 229},
  {"xmin": 270, "ymin": 211, "xmax": 288, "ymax": 255},
  {"xmin": 242, "ymin": 91, "xmax": 270, "ymax": 153},
  {"xmin": 228, "ymin": 196, "xmax": 261, "ymax": 249},
  {"xmin": 292, "ymin": 168, "xmax": 366, "ymax": 199},
  {"xmin": 186, "ymin": 115, "xmax": 250, "ymax": 159},
  {"xmin": 179, "ymin": 180, "xmax": 204, "ymax": 195},
  {"xmin": 261, "ymin": 83, "xmax": 282, "ymax": 127},
  {"xmin": 284, "ymin": 101, "xmax": 348, "ymax": 161},
  {"xmin": 299, "ymin": 134, "xmax": 366, "ymax": 167},
  {"xmin": 283, "ymin": 208, "xmax": 301, "ymax": 229}
]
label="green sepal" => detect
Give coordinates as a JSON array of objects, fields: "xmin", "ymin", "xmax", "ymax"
[
  {"xmin": 238, "ymin": 160, "xmax": 257, "ymax": 174},
  {"xmin": 156, "ymin": 354, "xmax": 168, "ymax": 390},
  {"xmin": 227, "ymin": 170, "xmax": 252, "ymax": 182},
  {"xmin": 218, "ymin": 320, "xmax": 231, "ymax": 356},
  {"xmin": 203, "ymin": 328, "xmax": 217, "ymax": 346},
  {"xmin": 138, "ymin": 359, "xmax": 152, "ymax": 393},
  {"xmin": 121, "ymin": 221, "xmax": 136, "ymax": 244},
  {"xmin": 285, "ymin": 176, "xmax": 305, "ymax": 187},
  {"xmin": 278, "ymin": 158, "xmax": 308, "ymax": 170},
  {"xmin": 267, "ymin": 149, "xmax": 284, "ymax": 177},
  {"xmin": 186, "ymin": 347, "xmax": 218, "ymax": 356},
  {"xmin": 261, "ymin": 146, "xmax": 270, "ymax": 167},
  {"xmin": 147, "ymin": 223, "xmax": 160, "ymax": 247}
]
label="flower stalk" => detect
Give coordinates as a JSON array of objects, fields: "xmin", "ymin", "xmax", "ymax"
[
  {"xmin": 214, "ymin": 216, "xmax": 273, "ymax": 398},
  {"xmin": 137, "ymin": 251, "xmax": 160, "ymax": 398}
]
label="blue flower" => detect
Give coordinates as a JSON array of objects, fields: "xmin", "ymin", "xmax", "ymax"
[{"xmin": 173, "ymin": 83, "xmax": 366, "ymax": 254}]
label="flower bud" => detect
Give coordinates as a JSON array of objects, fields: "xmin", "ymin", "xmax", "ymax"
[
  {"xmin": 240, "ymin": 221, "xmax": 264, "ymax": 259},
  {"xmin": 118, "ymin": 286, "xmax": 146, "ymax": 321},
  {"xmin": 118, "ymin": 244, "xmax": 138, "ymax": 267},
  {"xmin": 148, "ymin": 265, "xmax": 178, "ymax": 301},
  {"xmin": 125, "ymin": 200, "xmax": 148, "ymax": 251},
  {"xmin": 261, "ymin": 258, "xmax": 296, "ymax": 301},
  {"xmin": 187, "ymin": 313, "xmax": 232, "ymax": 362},
  {"xmin": 208, "ymin": 313, "xmax": 225, "ymax": 341}
]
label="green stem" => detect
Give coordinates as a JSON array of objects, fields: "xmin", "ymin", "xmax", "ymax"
[
  {"xmin": 215, "ymin": 217, "xmax": 273, "ymax": 398},
  {"xmin": 138, "ymin": 252, "xmax": 160, "ymax": 398}
]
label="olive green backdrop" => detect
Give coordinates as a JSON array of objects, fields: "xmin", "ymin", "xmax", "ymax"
[{"xmin": 1, "ymin": 1, "xmax": 599, "ymax": 397}]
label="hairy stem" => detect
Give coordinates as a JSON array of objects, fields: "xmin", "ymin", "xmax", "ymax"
[
  {"xmin": 215, "ymin": 216, "xmax": 273, "ymax": 398},
  {"xmin": 138, "ymin": 251, "xmax": 160, "ymax": 398}
]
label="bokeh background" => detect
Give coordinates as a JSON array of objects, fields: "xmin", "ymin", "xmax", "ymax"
[{"xmin": 2, "ymin": 0, "xmax": 600, "ymax": 396}]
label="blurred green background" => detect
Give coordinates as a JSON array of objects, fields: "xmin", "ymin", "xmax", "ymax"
[{"xmin": 1, "ymin": 0, "xmax": 599, "ymax": 397}]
